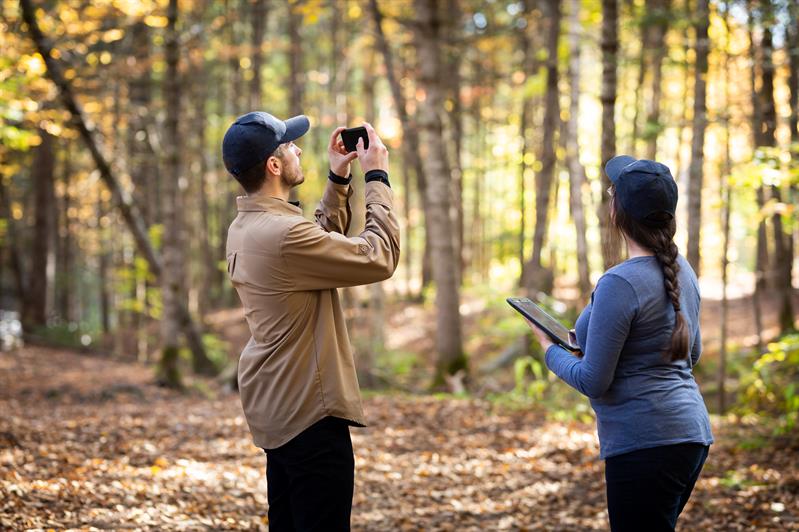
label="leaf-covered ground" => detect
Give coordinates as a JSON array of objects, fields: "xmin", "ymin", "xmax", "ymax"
[{"xmin": 1, "ymin": 346, "xmax": 798, "ymax": 530}]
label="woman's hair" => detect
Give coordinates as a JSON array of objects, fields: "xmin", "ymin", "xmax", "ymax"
[{"xmin": 609, "ymin": 190, "xmax": 689, "ymax": 361}]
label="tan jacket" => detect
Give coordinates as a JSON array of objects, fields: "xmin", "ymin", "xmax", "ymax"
[{"xmin": 226, "ymin": 180, "xmax": 399, "ymax": 449}]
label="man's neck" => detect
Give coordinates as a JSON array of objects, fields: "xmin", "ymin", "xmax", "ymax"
[{"xmin": 251, "ymin": 180, "xmax": 291, "ymax": 202}]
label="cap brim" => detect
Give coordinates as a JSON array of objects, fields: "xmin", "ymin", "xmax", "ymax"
[
  {"xmin": 605, "ymin": 155, "xmax": 637, "ymax": 184},
  {"xmin": 283, "ymin": 115, "xmax": 310, "ymax": 142}
]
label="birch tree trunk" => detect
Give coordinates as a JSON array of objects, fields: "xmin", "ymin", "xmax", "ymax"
[{"xmin": 413, "ymin": 0, "xmax": 466, "ymax": 387}]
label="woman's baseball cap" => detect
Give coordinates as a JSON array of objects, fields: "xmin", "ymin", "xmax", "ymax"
[
  {"xmin": 606, "ymin": 155, "xmax": 678, "ymax": 227},
  {"xmin": 222, "ymin": 111, "xmax": 310, "ymax": 177}
]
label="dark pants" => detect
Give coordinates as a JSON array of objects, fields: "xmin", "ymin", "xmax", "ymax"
[
  {"xmin": 605, "ymin": 442, "xmax": 709, "ymax": 532},
  {"xmin": 264, "ymin": 417, "xmax": 354, "ymax": 532}
]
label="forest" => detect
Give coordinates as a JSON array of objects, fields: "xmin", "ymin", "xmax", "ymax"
[{"xmin": 1, "ymin": 0, "xmax": 798, "ymax": 529}]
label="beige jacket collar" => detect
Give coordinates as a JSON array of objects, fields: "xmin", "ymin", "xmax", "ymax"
[{"xmin": 236, "ymin": 194, "xmax": 302, "ymax": 215}]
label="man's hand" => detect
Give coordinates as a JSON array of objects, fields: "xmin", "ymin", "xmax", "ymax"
[
  {"xmin": 328, "ymin": 126, "xmax": 359, "ymax": 178},
  {"xmin": 356, "ymin": 122, "xmax": 388, "ymax": 174}
]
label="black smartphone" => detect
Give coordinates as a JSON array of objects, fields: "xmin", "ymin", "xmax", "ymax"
[
  {"xmin": 341, "ymin": 126, "xmax": 369, "ymax": 153},
  {"xmin": 507, "ymin": 297, "xmax": 581, "ymax": 351}
]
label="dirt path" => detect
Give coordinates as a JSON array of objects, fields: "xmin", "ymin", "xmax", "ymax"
[{"xmin": 1, "ymin": 346, "xmax": 797, "ymax": 530}]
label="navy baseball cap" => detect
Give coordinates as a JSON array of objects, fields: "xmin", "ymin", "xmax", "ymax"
[
  {"xmin": 605, "ymin": 155, "xmax": 678, "ymax": 227},
  {"xmin": 222, "ymin": 111, "xmax": 310, "ymax": 176}
]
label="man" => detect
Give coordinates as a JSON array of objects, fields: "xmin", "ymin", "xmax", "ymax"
[{"xmin": 222, "ymin": 111, "xmax": 399, "ymax": 531}]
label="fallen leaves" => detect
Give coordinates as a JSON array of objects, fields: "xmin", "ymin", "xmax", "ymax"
[{"xmin": 1, "ymin": 346, "xmax": 797, "ymax": 530}]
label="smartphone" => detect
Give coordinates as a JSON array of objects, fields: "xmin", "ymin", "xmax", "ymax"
[
  {"xmin": 341, "ymin": 126, "xmax": 369, "ymax": 153},
  {"xmin": 506, "ymin": 297, "xmax": 581, "ymax": 351}
]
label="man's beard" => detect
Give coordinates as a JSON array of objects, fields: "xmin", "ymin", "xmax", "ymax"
[{"xmin": 281, "ymin": 164, "xmax": 304, "ymax": 188}]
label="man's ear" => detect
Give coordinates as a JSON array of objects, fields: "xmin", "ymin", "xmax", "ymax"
[{"xmin": 265, "ymin": 155, "xmax": 281, "ymax": 177}]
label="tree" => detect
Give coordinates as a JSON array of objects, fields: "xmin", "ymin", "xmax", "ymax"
[
  {"xmin": 524, "ymin": 0, "xmax": 561, "ymax": 293},
  {"xmin": 686, "ymin": 0, "xmax": 709, "ymax": 274},
  {"xmin": 599, "ymin": 0, "xmax": 621, "ymax": 269},
  {"xmin": 368, "ymin": 0, "xmax": 431, "ymax": 297},
  {"xmin": 565, "ymin": 0, "xmax": 592, "ymax": 297},
  {"xmin": 413, "ymin": 0, "xmax": 466, "ymax": 387},
  {"xmin": 22, "ymin": 128, "xmax": 55, "ymax": 331},
  {"xmin": 19, "ymin": 0, "xmax": 212, "ymax": 377}
]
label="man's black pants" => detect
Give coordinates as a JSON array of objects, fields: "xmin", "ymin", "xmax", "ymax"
[
  {"xmin": 605, "ymin": 442, "xmax": 709, "ymax": 532},
  {"xmin": 264, "ymin": 417, "xmax": 354, "ymax": 532}
]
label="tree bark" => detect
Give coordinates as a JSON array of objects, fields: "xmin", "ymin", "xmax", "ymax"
[
  {"xmin": 369, "ymin": 0, "xmax": 431, "ymax": 297},
  {"xmin": 249, "ymin": 0, "xmax": 267, "ymax": 109},
  {"xmin": 599, "ymin": 0, "xmax": 621, "ymax": 269},
  {"xmin": 287, "ymin": 1, "xmax": 303, "ymax": 204},
  {"xmin": 524, "ymin": 0, "xmax": 560, "ymax": 294},
  {"xmin": 23, "ymin": 129, "xmax": 55, "ymax": 331},
  {"xmin": 19, "ymin": 0, "xmax": 211, "ymax": 376},
  {"xmin": 566, "ymin": 0, "xmax": 591, "ymax": 298},
  {"xmin": 643, "ymin": 0, "xmax": 670, "ymax": 160},
  {"xmin": 413, "ymin": 0, "xmax": 466, "ymax": 387},
  {"xmin": 686, "ymin": 0, "xmax": 709, "ymax": 275}
]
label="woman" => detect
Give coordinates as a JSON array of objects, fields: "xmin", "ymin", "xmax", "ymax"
[{"xmin": 526, "ymin": 155, "xmax": 713, "ymax": 532}]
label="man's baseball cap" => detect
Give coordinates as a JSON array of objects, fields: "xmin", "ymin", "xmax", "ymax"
[
  {"xmin": 605, "ymin": 155, "xmax": 678, "ymax": 227},
  {"xmin": 222, "ymin": 111, "xmax": 310, "ymax": 177}
]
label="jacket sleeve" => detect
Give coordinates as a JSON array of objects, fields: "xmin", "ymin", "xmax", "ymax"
[
  {"xmin": 314, "ymin": 180, "xmax": 353, "ymax": 234},
  {"xmin": 282, "ymin": 181, "xmax": 400, "ymax": 291},
  {"xmin": 545, "ymin": 274, "xmax": 638, "ymax": 399}
]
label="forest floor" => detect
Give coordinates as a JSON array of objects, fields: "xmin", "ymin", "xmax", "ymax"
[{"xmin": 2, "ymin": 344, "xmax": 798, "ymax": 530}]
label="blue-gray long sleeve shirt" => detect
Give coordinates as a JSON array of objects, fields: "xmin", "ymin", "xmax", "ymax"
[{"xmin": 545, "ymin": 255, "xmax": 713, "ymax": 459}]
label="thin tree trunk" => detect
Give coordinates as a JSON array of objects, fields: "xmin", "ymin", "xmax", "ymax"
[
  {"xmin": 19, "ymin": 0, "xmax": 212, "ymax": 376},
  {"xmin": 414, "ymin": 0, "xmax": 466, "ymax": 387},
  {"xmin": 566, "ymin": 0, "xmax": 591, "ymax": 298},
  {"xmin": 525, "ymin": 0, "xmax": 561, "ymax": 293},
  {"xmin": 368, "ymin": 0, "xmax": 431, "ymax": 297},
  {"xmin": 445, "ymin": 0, "xmax": 464, "ymax": 283},
  {"xmin": 686, "ymin": 0, "xmax": 709, "ymax": 275},
  {"xmin": 23, "ymin": 129, "xmax": 55, "ymax": 331},
  {"xmin": 599, "ymin": 0, "xmax": 621, "ymax": 269},
  {"xmin": 516, "ymin": 0, "xmax": 537, "ymax": 277},
  {"xmin": 160, "ymin": 0, "xmax": 185, "ymax": 388},
  {"xmin": 57, "ymin": 142, "xmax": 73, "ymax": 322},
  {"xmin": 249, "ymin": 0, "xmax": 267, "ymax": 109},
  {"xmin": 643, "ymin": 0, "xmax": 670, "ymax": 160},
  {"xmin": 287, "ymin": 1, "xmax": 303, "ymax": 204},
  {"xmin": 718, "ymin": 4, "xmax": 732, "ymax": 415}
]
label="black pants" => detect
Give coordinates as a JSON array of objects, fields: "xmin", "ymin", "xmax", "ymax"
[
  {"xmin": 605, "ymin": 442, "xmax": 709, "ymax": 532},
  {"xmin": 264, "ymin": 417, "xmax": 354, "ymax": 532}
]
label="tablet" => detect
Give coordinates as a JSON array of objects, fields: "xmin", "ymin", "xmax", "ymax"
[{"xmin": 507, "ymin": 297, "xmax": 581, "ymax": 351}]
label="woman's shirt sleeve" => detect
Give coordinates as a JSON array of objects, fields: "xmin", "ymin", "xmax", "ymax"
[{"xmin": 544, "ymin": 273, "xmax": 639, "ymax": 399}]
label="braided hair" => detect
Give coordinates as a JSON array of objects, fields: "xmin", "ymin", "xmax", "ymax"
[{"xmin": 610, "ymin": 192, "xmax": 690, "ymax": 361}]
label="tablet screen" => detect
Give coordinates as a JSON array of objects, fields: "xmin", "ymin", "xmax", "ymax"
[{"xmin": 507, "ymin": 297, "xmax": 577, "ymax": 349}]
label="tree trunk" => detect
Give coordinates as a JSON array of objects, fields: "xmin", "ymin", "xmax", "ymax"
[
  {"xmin": 249, "ymin": 0, "xmax": 267, "ymax": 109},
  {"xmin": 23, "ymin": 129, "xmax": 55, "ymax": 331},
  {"xmin": 643, "ymin": 0, "xmax": 670, "ymax": 160},
  {"xmin": 686, "ymin": 0, "xmax": 709, "ymax": 275},
  {"xmin": 57, "ymin": 143, "xmax": 73, "ymax": 323},
  {"xmin": 0, "ymin": 162, "xmax": 26, "ymax": 310},
  {"xmin": 566, "ymin": 0, "xmax": 591, "ymax": 298},
  {"xmin": 159, "ymin": 0, "xmax": 186, "ymax": 388},
  {"xmin": 718, "ymin": 6, "xmax": 732, "ymax": 415},
  {"xmin": 599, "ymin": 0, "xmax": 621, "ymax": 269},
  {"xmin": 413, "ymin": 0, "xmax": 466, "ymax": 387},
  {"xmin": 525, "ymin": 0, "xmax": 560, "ymax": 294},
  {"xmin": 445, "ymin": 0, "xmax": 464, "ymax": 283},
  {"xmin": 516, "ymin": 0, "xmax": 537, "ymax": 278},
  {"xmin": 287, "ymin": 1, "xmax": 303, "ymax": 204}
]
